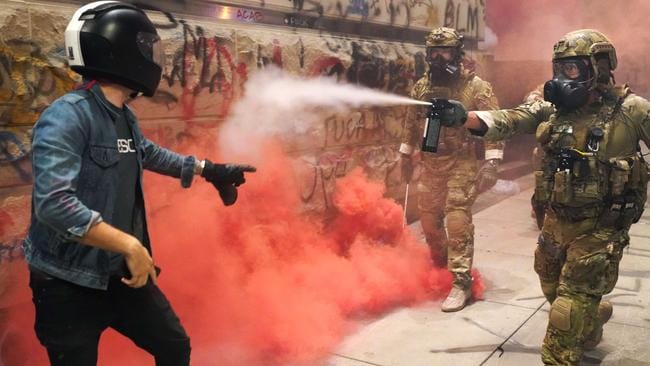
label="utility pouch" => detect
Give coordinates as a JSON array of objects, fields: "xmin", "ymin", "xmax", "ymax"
[
  {"xmin": 609, "ymin": 158, "xmax": 631, "ymax": 196},
  {"xmin": 572, "ymin": 155, "xmax": 605, "ymax": 205},
  {"xmin": 620, "ymin": 199, "xmax": 639, "ymax": 227},
  {"xmin": 629, "ymin": 159, "xmax": 642, "ymax": 190},
  {"xmin": 553, "ymin": 170, "xmax": 573, "ymax": 204},
  {"xmin": 599, "ymin": 197, "xmax": 624, "ymax": 227},
  {"xmin": 599, "ymin": 196, "xmax": 640, "ymax": 229},
  {"xmin": 534, "ymin": 171, "xmax": 552, "ymax": 202}
]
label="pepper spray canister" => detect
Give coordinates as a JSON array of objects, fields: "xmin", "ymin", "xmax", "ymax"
[{"xmin": 421, "ymin": 98, "xmax": 445, "ymax": 153}]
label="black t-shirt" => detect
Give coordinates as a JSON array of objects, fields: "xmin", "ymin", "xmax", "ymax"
[{"xmin": 106, "ymin": 104, "xmax": 141, "ymax": 276}]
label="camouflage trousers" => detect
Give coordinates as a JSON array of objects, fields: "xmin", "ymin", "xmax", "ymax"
[
  {"xmin": 534, "ymin": 210, "xmax": 627, "ymax": 365},
  {"xmin": 417, "ymin": 154, "xmax": 478, "ymax": 289}
]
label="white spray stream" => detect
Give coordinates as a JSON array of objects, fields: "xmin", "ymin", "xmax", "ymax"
[{"xmin": 218, "ymin": 67, "xmax": 429, "ymax": 158}]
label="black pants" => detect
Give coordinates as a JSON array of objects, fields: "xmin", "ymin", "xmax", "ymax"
[{"xmin": 29, "ymin": 267, "xmax": 191, "ymax": 366}]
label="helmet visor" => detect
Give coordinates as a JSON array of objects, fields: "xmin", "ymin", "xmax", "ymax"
[
  {"xmin": 136, "ymin": 32, "xmax": 163, "ymax": 68},
  {"xmin": 552, "ymin": 58, "xmax": 591, "ymax": 82}
]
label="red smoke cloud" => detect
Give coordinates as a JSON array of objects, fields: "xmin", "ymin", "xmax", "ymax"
[
  {"xmin": 93, "ymin": 138, "xmax": 484, "ymax": 365},
  {"xmin": 487, "ymin": 0, "xmax": 650, "ymax": 96},
  {"xmin": 3, "ymin": 136, "xmax": 485, "ymax": 365}
]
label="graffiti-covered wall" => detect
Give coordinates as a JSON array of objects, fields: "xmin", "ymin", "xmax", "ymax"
[
  {"xmin": 127, "ymin": 15, "xmax": 423, "ymax": 212},
  {"xmin": 0, "ymin": 3, "xmax": 492, "ymax": 360},
  {"xmin": 244, "ymin": 0, "xmax": 486, "ymax": 37},
  {"xmin": 0, "ymin": 0, "xmax": 493, "ymax": 257}
]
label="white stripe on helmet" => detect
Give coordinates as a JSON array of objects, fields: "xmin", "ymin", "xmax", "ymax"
[{"xmin": 64, "ymin": 1, "xmax": 119, "ymax": 67}]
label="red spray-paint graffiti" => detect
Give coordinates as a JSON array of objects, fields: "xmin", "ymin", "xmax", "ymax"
[{"xmin": 163, "ymin": 23, "xmax": 239, "ymax": 121}]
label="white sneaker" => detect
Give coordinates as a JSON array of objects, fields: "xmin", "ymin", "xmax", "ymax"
[{"xmin": 441, "ymin": 286, "xmax": 472, "ymax": 312}]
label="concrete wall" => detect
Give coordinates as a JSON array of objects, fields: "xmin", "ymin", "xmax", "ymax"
[
  {"xmin": 0, "ymin": 0, "xmax": 492, "ymax": 253},
  {"xmin": 0, "ymin": 2, "xmax": 493, "ymax": 361}
]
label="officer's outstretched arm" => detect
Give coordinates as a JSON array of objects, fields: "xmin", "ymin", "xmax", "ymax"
[{"xmin": 468, "ymin": 100, "xmax": 555, "ymax": 140}]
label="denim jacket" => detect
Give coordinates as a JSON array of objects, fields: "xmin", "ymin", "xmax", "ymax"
[{"xmin": 24, "ymin": 83, "xmax": 197, "ymax": 290}]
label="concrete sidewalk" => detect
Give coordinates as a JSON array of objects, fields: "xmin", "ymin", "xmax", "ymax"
[{"xmin": 326, "ymin": 174, "xmax": 650, "ymax": 366}]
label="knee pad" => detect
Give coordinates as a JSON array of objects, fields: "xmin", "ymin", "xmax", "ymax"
[
  {"xmin": 549, "ymin": 297, "xmax": 572, "ymax": 331},
  {"xmin": 446, "ymin": 210, "xmax": 472, "ymax": 238}
]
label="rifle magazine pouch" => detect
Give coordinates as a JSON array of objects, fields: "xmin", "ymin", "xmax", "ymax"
[
  {"xmin": 553, "ymin": 170, "xmax": 573, "ymax": 204},
  {"xmin": 535, "ymin": 171, "xmax": 552, "ymax": 203},
  {"xmin": 609, "ymin": 159, "xmax": 631, "ymax": 196}
]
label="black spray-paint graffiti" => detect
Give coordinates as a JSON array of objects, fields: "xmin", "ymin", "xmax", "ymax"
[
  {"xmin": 163, "ymin": 21, "xmax": 237, "ymax": 96},
  {"xmin": 346, "ymin": 42, "xmax": 418, "ymax": 94},
  {"xmin": 300, "ymin": 146, "xmax": 402, "ymax": 205},
  {"xmin": 301, "ymin": 152, "xmax": 350, "ymax": 206},
  {"xmin": 444, "ymin": 0, "xmax": 484, "ymax": 38},
  {"xmin": 347, "ymin": 42, "xmax": 388, "ymax": 88},
  {"xmin": 0, "ymin": 40, "xmax": 74, "ymax": 185},
  {"xmin": 333, "ymin": 0, "xmax": 411, "ymax": 26},
  {"xmin": 0, "ymin": 40, "xmax": 70, "ymax": 124},
  {"xmin": 323, "ymin": 108, "xmax": 405, "ymax": 148},
  {"xmin": 291, "ymin": 0, "xmax": 325, "ymax": 15},
  {"xmin": 0, "ymin": 131, "xmax": 32, "ymax": 183}
]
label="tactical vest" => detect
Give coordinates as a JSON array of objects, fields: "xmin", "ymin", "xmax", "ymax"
[{"xmin": 533, "ymin": 87, "xmax": 649, "ymax": 227}]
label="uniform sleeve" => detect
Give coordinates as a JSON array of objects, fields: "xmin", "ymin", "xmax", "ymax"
[
  {"xmin": 399, "ymin": 79, "xmax": 428, "ymax": 155},
  {"xmin": 473, "ymin": 79, "xmax": 506, "ymax": 159},
  {"xmin": 626, "ymin": 94, "xmax": 650, "ymax": 148},
  {"xmin": 474, "ymin": 99, "xmax": 555, "ymax": 141}
]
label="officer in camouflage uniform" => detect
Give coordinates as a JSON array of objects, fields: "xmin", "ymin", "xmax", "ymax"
[
  {"xmin": 399, "ymin": 27, "xmax": 505, "ymax": 312},
  {"xmin": 452, "ymin": 29, "xmax": 649, "ymax": 365}
]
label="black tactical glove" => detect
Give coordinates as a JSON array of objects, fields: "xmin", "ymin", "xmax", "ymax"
[
  {"xmin": 476, "ymin": 159, "xmax": 499, "ymax": 193},
  {"xmin": 439, "ymin": 99, "xmax": 468, "ymax": 128},
  {"xmin": 201, "ymin": 159, "xmax": 256, "ymax": 206},
  {"xmin": 400, "ymin": 154, "xmax": 414, "ymax": 183}
]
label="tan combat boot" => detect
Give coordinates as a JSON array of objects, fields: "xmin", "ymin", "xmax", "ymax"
[
  {"xmin": 441, "ymin": 285, "xmax": 472, "ymax": 312},
  {"xmin": 584, "ymin": 300, "xmax": 613, "ymax": 350}
]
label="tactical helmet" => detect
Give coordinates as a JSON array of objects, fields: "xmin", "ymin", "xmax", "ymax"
[
  {"xmin": 65, "ymin": 1, "xmax": 163, "ymax": 97},
  {"xmin": 425, "ymin": 27, "xmax": 464, "ymax": 49},
  {"xmin": 552, "ymin": 29, "xmax": 617, "ymax": 86},
  {"xmin": 425, "ymin": 27, "xmax": 464, "ymax": 84}
]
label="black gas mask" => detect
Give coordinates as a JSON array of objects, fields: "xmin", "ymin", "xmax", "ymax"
[
  {"xmin": 544, "ymin": 57, "xmax": 594, "ymax": 111},
  {"xmin": 426, "ymin": 47, "xmax": 460, "ymax": 84}
]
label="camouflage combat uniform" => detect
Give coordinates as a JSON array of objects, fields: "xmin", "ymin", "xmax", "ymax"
[
  {"xmin": 474, "ymin": 29, "xmax": 650, "ymax": 366},
  {"xmin": 401, "ymin": 61, "xmax": 503, "ymax": 290}
]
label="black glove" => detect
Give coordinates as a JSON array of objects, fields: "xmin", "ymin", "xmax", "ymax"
[
  {"xmin": 439, "ymin": 99, "xmax": 468, "ymax": 128},
  {"xmin": 201, "ymin": 160, "xmax": 256, "ymax": 206},
  {"xmin": 400, "ymin": 154, "xmax": 414, "ymax": 183}
]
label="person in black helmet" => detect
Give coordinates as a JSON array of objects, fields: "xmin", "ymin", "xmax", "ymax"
[{"xmin": 24, "ymin": 2, "xmax": 255, "ymax": 365}]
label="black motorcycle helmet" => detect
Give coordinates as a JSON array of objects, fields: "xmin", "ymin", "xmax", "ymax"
[{"xmin": 65, "ymin": 1, "xmax": 163, "ymax": 97}]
